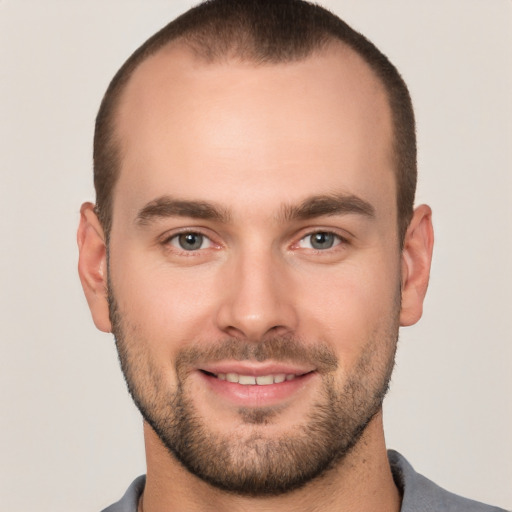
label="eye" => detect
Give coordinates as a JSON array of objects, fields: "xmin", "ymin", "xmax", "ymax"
[
  {"xmin": 298, "ymin": 232, "xmax": 341, "ymax": 250},
  {"xmin": 168, "ymin": 232, "xmax": 212, "ymax": 251}
]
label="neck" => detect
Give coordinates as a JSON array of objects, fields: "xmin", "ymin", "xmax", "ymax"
[{"xmin": 140, "ymin": 411, "xmax": 401, "ymax": 512}]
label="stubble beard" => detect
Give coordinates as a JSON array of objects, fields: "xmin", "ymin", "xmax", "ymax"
[{"xmin": 109, "ymin": 289, "xmax": 399, "ymax": 497}]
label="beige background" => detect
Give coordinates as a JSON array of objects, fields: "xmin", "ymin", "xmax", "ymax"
[{"xmin": 1, "ymin": 1, "xmax": 511, "ymax": 510}]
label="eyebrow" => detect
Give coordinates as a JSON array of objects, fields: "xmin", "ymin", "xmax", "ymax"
[
  {"xmin": 135, "ymin": 192, "xmax": 375, "ymax": 227},
  {"xmin": 279, "ymin": 193, "xmax": 375, "ymax": 222},
  {"xmin": 136, "ymin": 196, "xmax": 231, "ymax": 225}
]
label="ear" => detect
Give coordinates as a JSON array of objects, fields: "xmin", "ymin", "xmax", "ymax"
[
  {"xmin": 77, "ymin": 202, "xmax": 111, "ymax": 332},
  {"xmin": 400, "ymin": 204, "xmax": 434, "ymax": 326}
]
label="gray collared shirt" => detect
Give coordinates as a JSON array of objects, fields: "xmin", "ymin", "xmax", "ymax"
[{"xmin": 102, "ymin": 450, "xmax": 507, "ymax": 511}]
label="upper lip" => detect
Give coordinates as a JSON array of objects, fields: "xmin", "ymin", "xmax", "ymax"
[{"xmin": 198, "ymin": 361, "xmax": 315, "ymax": 377}]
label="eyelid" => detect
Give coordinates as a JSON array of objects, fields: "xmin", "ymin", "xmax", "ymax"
[
  {"xmin": 169, "ymin": 233, "xmax": 212, "ymax": 250},
  {"xmin": 159, "ymin": 227, "xmax": 221, "ymax": 252},
  {"xmin": 297, "ymin": 232, "xmax": 342, "ymax": 250},
  {"xmin": 287, "ymin": 230, "xmax": 353, "ymax": 262},
  {"xmin": 291, "ymin": 227, "xmax": 351, "ymax": 248},
  {"xmin": 157, "ymin": 225, "xmax": 351, "ymax": 255}
]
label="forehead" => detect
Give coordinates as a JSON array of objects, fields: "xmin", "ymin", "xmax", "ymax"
[{"xmin": 113, "ymin": 43, "xmax": 395, "ymax": 225}]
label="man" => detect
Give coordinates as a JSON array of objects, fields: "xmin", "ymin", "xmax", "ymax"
[{"xmin": 77, "ymin": 1, "xmax": 506, "ymax": 511}]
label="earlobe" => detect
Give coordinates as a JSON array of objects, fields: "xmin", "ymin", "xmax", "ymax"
[
  {"xmin": 77, "ymin": 202, "xmax": 112, "ymax": 333},
  {"xmin": 399, "ymin": 204, "xmax": 434, "ymax": 327}
]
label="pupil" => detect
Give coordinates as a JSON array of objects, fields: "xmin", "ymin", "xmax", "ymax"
[
  {"xmin": 312, "ymin": 232, "xmax": 333, "ymax": 249},
  {"xmin": 179, "ymin": 233, "xmax": 202, "ymax": 250}
]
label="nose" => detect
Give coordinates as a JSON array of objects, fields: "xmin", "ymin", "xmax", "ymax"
[{"xmin": 215, "ymin": 247, "xmax": 299, "ymax": 341}]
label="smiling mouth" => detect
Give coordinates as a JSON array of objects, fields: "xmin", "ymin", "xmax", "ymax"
[{"xmin": 201, "ymin": 370, "xmax": 310, "ymax": 386}]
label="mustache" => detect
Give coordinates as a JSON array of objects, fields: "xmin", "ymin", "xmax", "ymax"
[{"xmin": 175, "ymin": 335, "xmax": 338, "ymax": 374}]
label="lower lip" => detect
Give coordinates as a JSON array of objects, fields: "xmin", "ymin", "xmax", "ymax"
[{"xmin": 197, "ymin": 371, "xmax": 317, "ymax": 407}]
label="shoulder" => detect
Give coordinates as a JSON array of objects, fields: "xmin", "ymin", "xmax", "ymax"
[
  {"xmin": 101, "ymin": 475, "xmax": 146, "ymax": 512},
  {"xmin": 388, "ymin": 450, "xmax": 508, "ymax": 512},
  {"xmin": 100, "ymin": 459, "xmax": 508, "ymax": 512}
]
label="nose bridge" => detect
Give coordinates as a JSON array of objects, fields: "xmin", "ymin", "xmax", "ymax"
[{"xmin": 216, "ymin": 240, "xmax": 297, "ymax": 340}]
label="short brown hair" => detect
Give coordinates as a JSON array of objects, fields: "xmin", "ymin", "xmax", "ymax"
[{"xmin": 94, "ymin": 0, "xmax": 416, "ymax": 243}]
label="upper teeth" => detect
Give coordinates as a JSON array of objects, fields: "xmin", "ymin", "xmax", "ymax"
[{"xmin": 216, "ymin": 373, "xmax": 297, "ymax": 385}]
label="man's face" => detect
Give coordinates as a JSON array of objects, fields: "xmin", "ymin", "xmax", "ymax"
[{"xmin": 107, "ymin": 44, "xmax": 402, "ymax": 494}]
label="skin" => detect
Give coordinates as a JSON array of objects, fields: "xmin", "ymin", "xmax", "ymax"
[{"xmin": 78, "ymin": 42, "xmax": 433, "ymax": 512}]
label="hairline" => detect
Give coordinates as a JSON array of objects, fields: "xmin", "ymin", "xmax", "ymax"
[{"xmin": 95, "ymin": 31, "xmax": 413, "ymax": 246}]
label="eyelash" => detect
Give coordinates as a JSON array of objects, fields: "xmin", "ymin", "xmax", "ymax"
[
  {"xmin": 161, "ymin": 229, "xmax": 218, "ymax": 255},
  {"xmin": 160, "ymin": 229, "xmax": 350, "ymax": 255},
  {"xmin": 296, "ymin": 231, "xmax": 346, "ymax": 251}
]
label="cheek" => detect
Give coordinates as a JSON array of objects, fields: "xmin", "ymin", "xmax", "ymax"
[
  {"xmin": 109, "ymin": 248, "xmax": 222, "ymax": 354},
  {"xmin": 293, "ymin": 257, "xmax": 400, "ymax": 358},
  {"xmin": 109, "ymin": 234, "xmax": 401, "ymax": 368}
]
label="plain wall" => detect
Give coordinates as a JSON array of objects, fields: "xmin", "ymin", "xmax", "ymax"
[{"xmin": 0, "ymin": 1, "xmax": 511, "ymax": 510}]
